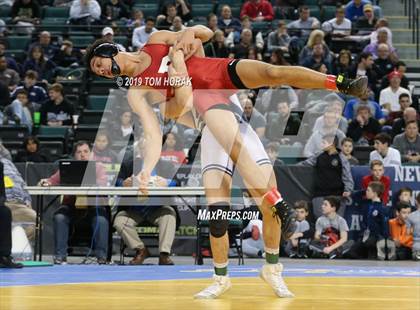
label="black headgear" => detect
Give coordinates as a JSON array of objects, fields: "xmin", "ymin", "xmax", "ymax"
[{"xmin": 93, "ymin": 42, "xmax": 121, "ymax": 76}]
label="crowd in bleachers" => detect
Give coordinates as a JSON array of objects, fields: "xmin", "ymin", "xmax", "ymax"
[{"xmin": 0, "ymin": 0, "xmax": 420, "ymax": 265}]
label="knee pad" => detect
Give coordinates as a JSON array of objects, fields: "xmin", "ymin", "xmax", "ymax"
[{"xmin": 208, "ymin": 202, "xmax": 230, "ymax": 238}]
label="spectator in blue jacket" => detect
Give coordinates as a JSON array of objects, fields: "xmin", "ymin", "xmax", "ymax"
[
  {"xmin": 218, "ymin": 5, "xmax": 242, "ymax": 40},
  {"xmin": 345, "ymin": 0, "xmax": 370, "ymax": 22},
  {"xmin": 11, "ymin": 70, "xmax": 48, "ymax": 106}
]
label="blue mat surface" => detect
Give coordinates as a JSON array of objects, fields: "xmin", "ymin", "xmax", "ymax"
[{"xmin": 1, "ymin": 264, "xmax": 419, "ymax": 287}]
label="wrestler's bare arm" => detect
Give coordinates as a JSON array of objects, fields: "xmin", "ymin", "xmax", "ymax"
[{"xmin": 148, "ymin": 25, "xmax": 213, "ymax": 45}]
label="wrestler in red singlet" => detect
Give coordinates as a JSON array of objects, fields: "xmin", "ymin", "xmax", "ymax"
[{"xmin": 137, "ymin": 43, "xmax": 244, "ymax": 115}]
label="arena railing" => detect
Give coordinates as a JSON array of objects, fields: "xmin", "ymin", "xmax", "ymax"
[{"xmin": 405, "ymin": 0, "xmax": 419, "ymax": 59}]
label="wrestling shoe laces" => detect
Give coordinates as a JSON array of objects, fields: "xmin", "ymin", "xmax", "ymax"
[
  {"xmin": 260, "ymin": 263, "xmax": 294, "ymax": 298},
  {"xmin": 271, "ymin": 200, "xmax": 297, "ymax": 240},
  {"xmin": 336, "ymin": 74, "xmax": 368, "ymax": 97},
  {"xmin": 194, "ymin": 275, "xmax": 232, "ymax": 299}
]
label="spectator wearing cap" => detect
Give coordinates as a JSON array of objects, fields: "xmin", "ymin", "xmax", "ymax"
[
  {"xmin": 240, "ymin": 0, "xmax": 274, "ymax": 22},
  {"xmin": 381, "ymin": 61, "xmax": 410, "ymax": 90},
  {"xmin": 369, "ymin": 133, "xmax": 401, "ymax": 167},
  {"xmin": 52, "ymin": 40, "xmax": 83, "ymax": 67},
  {"xmin": 27, "ymin": 31, "xmax": 57, "ymax": 60},
  {"xmin": 218, "ymin": 5, "xmax": 242, "ymax": 40},
  {"xmin": 0, "ymin": 56, "xmax": 20, "ymax": 93},
  {"xmin": 392, "ymin": 107, "xmax": 420, "ymax": 137},
  {"xmin": 374, "ymin": 44, "xmax": 395, "ymax": 80},
  {"xmin": 132, "ymin": 17, "xmax": 157, "ymax": 50},
  {"xmin": 393, "ymin": 120, "xmax": 420, "ymax": 163},
  {"xmin": 379, "ymin": 70, "xmax": 411, "ymax": 113},
  {"xmin": 0, "ymin": 41, "xmax": 21, "ymax": 75},
  {"xmin": 344, "ymin": 91, "xmax": 385, "ymax": 124},
  {"xmin": 11, "ymin": 70, "xmax": 48, "ymax": 105},
  {"xmin": 287, "ymin": 6, "xmax": 320, "ymax": 40},
  {"xmin": 101, "ymin": 27, "xmax": 126, "ymax": 51},
  {"xmin": 363, "ymin": 27, "xmax": 398, "ymax": 62},
  {"xmin": 355, "ymin": 4, "xmax": 377, "ymax": 34},
  {"xmin": 322, "ymin": 6, "xmax": 351, "ymax": 37},
  {"xmin": 39, "ymin": 83, "xmax": 74, "ymax": 127},
  {"xmin": 101, "ymin": 0, "xmax": 129, "ymax": 23},
  {"xmin": 69, "ymin": 0, "xmax": 101, "ymax": 25},
  {"xmin": 347, "ymin": 105, "xmax": 381, "ymax": 145}
]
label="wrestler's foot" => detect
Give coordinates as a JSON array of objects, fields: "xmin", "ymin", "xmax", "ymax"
[
  {"xmin": 260, "ymin": 263, "xmax": 294, "ymax": 298},
  {"xmin": 194, "ymin": 275, "xmax": 232, "ymax": 299},
  {"xmin": 336, "ymin": 75, "xmax": 368, "ymax": 97},
  {"xmin": 271, "ymin": 200, "xmax": 297, "ymax": 240}
]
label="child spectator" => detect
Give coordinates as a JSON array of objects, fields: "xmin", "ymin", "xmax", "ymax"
[
  {"xmin": 285, "ymin": 201, "xmax": 313, "ymax": 258},
  {"xmin": 391, "ymin": 187, "xmax": 415, "ymax": 217},
  {"xmin": 11, "ymin": 70, "xmax": 48, "ymax": 105},
  {"xmin": 341, "ymin": 138, "xmax": 359, "ymax": 165},
  {"xmin": 369, "ymin": 133, "xmax": 401, "ymax": 167},
  {"xmin": 92, "ymin": 131, "xmax": 117, "ymax": 163},
  {"xmin": 406, "ymin": 193, "xmax": 420, "ymax": 260},
  {"xmin": 4, "ymin": 89, "xmax": 33, "ymax": 131},
  {"xmin": 362, "ymin": 160, "xmax": 390, "ymax": 205},
  {"xmin": 265, "ymin": 142, "xmax": 284, "ymax": 166},
  {"xmin": 309, "ymin": 196, "xmax": 353, "ymax": 258},
  {"xmin": 161, "ymin": 132, "xmax": 186, "ymax": 164},
  {"xmin": 389, "ymin": 203, "xmax": 413, "ymax": 260},
  {"xmin": 363, "ymin": 181, "xmax": 390, "ymax": 259}
]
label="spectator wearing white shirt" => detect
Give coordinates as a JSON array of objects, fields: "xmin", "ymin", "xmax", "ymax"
[
  {"xmin": 69, "ymin": 0, "xmax": 101, "ymax": 24},
  {"xmin": 322, "ymin": 6, "xmax": 352, "ymax": 37},
  {"xmin": 369, "ymin": 133, "xmax": 401, "ymax": 167},
  {"xmin": 379, "ymin": 70, "xmax": 411, "ymax": 113},
  {"xmin": 132, "ymin": 17, "xmax": 157, "ymax": 50}
]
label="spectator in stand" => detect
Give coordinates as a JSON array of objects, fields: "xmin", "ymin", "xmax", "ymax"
[
  {"xmin": 206, "ymin": 13, "xmax": 218, "ymax": 33},
  {"xmin": 16, "ymin": 136, "xmax": 50, "ymax": 162},
  {"xmin": 0, "ymin": 56, "xmax": 20, "ymax": 93},
  {"xmin": 374, "ymin": 44, "xmax": 396, "ymax": 80},
  {"xmin": 299, "ymin": 30, "xmax": 333, "ymax": 65},
  {"xmin": 101, "ymin": 27, "xmax": 126, "ymax": 51},
  {"xmin": 265, "ymin": 142, "xmax": 284, "ymax": 166},
  {"xmin": 229, "ymin": 28, "xmax": 257, "ymax": 59},
  {"xmin": 101, "ymin": 0, "xmax": 129, "ymax": 23},
  {"xmin": 406, "ymin": 193, "xmax": 420, "ymax": 260},
  {"xmin": 241, "ymin": 219, "xmax": 264, "ymax": 258},
  {"xmin": 52, "ymin": 40, "xmax": 83, "ymax": 67},
  {"xmin": 313, "ymin": 99, "xmax": 348, "ymax": 134},
  {"xmin": 161, "ymin": 132, "xmax": 186, "ymax": 164},
  {"xmin": 0, "ymin": 139, "xmax": 12, "ymax": 160},
  {"xmin": 304, "ymin": 109, "xmax": 346, "ymax": 157},
  {"xmin": 4, "ymin": 89, "xmax": 33, "ymax": 131},
  {"xmin": 310, "ymin": 196, "xmax": 353, "ymax": 258},
  {"xmin": 240, "ymin": 0, "xmax": 274, "ymax": 21},
  {"xmin": 113, "ymin": 110, "xmax": 134, "ymax": 141},
  {"xmin": 92, "ymin": 131, "xmax": 117, "ymax": 163},
  {"xmin": 157, "ymin": 3, "xmax": 178, "ymax": 30},
  {"xmin": 345, "ymin": 0, "xmax": 369, "ymax": 22},
  {"xmin": 363, "ymin": 181, "xmax": 390, "ymax": 259},
  {"xmin": 0, "ymin": 41, "xmax": 21, "ymax": 75},
  {"xmin": 204, "ymin": 29, "xmax": 229, "ymax": 58},
  {"xmin": 170, "ymin": 16, "xmax": 185, "ymax": 32},
  {"xmin": 270, "ymin": 49, "xmax": 290, "ymax": 66},
  {"xmin": 370, "ymin": 19, "xmax": 393, "ymax": 47},
  {"xmin": 27, "ymin": 31, "xmax": 57, "ymax": 60},
  {"xmin": 394, "ymin": 188, "xmax": 415, "ymax": 215},
  {"xmin": 11, "ymin": 0, "xmax": 40, "ymax": 35},
  {"xmin": 40, "ymin": 83, "xmax": 74, "ymax": 127},
  {"xmin": 0, "ymin": 18, "xmax": 5, "ymax": 37},
  {"xmin": 392, "ymin": 107, "xmax": 420, "ymax": 137},
  {"xmin": 344, "ymin": 91, "xmax": 385, "ymax": 124},
  {"xmin": 363, "ymin": 28, "xmax": 398, "ymax": 62},
  {"xmin": 389, "ymin": 203, "xmax": 413, "ymax": 260},
  {"xmin": 266, "ymin": 101, "xmax": 301, "ymax": 144},
  {"xmin": 285, "ymin": 201, "xmax": 313, "ymax": 258},
  {"xmin": 392, "ymin": 120, "xmax": 420, "ymax": 163},
  {"xmin": 332, "ymin": 49, "xmax": 353, "ymax": 77},
  {"xmin": 218, "ymin": 5, "xmax": 241, "ymax": 40},
  {"xmin": 158, "ymin": 0, "xmax": 191, "ymax": 23},
  {"xmin": 386, "ymin": 93, "xmax": 411, "ymax": 126},
  {"xmin": 321, "ymin": 6, "xmax": 351, "ymax": 37},
  {"xmin": 69, "ymin": 0, "xmax": 101, "ymax": 25},
  {"xmin": 350, "ymin": 52, "xmax": 378, "ymax": 95},
  {"xmin": 126, "ymin": 9, "xmax": 144, "ymax": 29},
  {"xmin": 241, "ymin": 97, "xmax": 266, "ymax": 140},
  {"xmin": 132, "ymin": 17, "xmax": 157, "ymax": 50},
  {"xmin": 38, "ymin": 141, "xmax": 109, "ymax": 264},
  {"xmin": 381, "ymin": 61, "xmax": 409, "ymax": 90},
  {"xmin": 225, "ymin": 16, "xmax": 264, "ymax": 51},
  {"xmin": 11, "ymin": 71, "xmax": 47, "ymax": 105},
  {"xmin": 300, "ymin": 135, "xmax": 354, "ymax": 218},
  {"xmin": 267, "ymin": 21, "xmax": 290, "ymax": 53},
  {"xmin": 22, "ymin": 45, "xmax": 57, "ymax": 83},
  {"xmin": 341, "ymin": 138, "xmax": 359, "ymax": 165},
  {"xmin": 379, "ymin": 70, "xmax": 411, "ymax": 113},
  {"xmin": 355, "ymin": 4, "xmax": 377, "ymax": 34},
  {"xmin": 347, "ymin": 105, "xmax": 381, "ymax": 145},
  {"xmin": 287, "ymin": 6, "xmax": 320, "ymax": 40},
  {"xmin": 370, "ymin": 133, "xmax": 401, "ymax": 167},
  {"xmin": 301, "ymin": 43, "xmax": 332, "ymax": 72},
  {"xmin": 247, "ymin": 46, "xmax": 262, "ymax": 60},
  {"xmin": 362, "ymin": 160, "xmax": 390, "ymax": 205}
]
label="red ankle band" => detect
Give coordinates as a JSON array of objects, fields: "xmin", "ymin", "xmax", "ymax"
[
  {"xmin": 324, "ymin": 75, "xmax": 337, "ymax": 91},
  {"xmin": 264, "ymin": 187, "xmax": 282, "ymax": 206}
]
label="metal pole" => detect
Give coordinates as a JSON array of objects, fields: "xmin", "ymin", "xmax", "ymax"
[
  {"xmin": 409, "ymin": 0, "xmax": 412, "ymax": 28},
  {"xmin": 417, "ymin": 7, "xmax": 419, "ymax": 58},
  {"xmin": 405, "ymin": 0, "xmax": 408, "ymax": 16}
]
